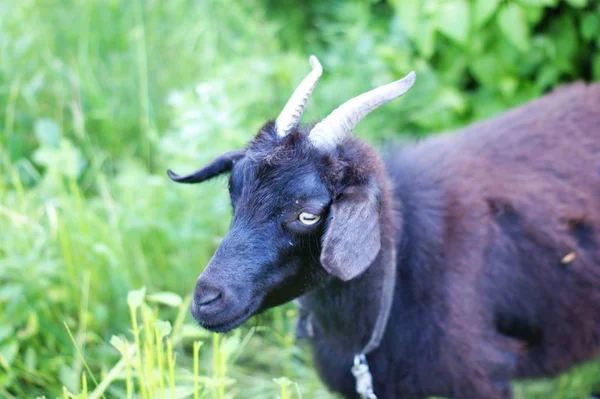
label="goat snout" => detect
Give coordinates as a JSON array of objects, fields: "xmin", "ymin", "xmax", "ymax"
[
  {"xmin": 192, "ymin": 280, "xmax": 225, "ymax": 314},
  {"xmin": 195, "ymin": 282, "xmax": 223, "ymax": 307},
  {"xmin": 190, "ymin": 275, "xmax": 259, "ymax": 332}
]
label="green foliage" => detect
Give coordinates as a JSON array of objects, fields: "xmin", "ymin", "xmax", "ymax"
[
  {"xmin": 0, "ymin": 0, "xmax": 599, "ymax": 397},
  {"xmin": 264, "ymin": 0, "xmax": 598, "ymax": 136}
]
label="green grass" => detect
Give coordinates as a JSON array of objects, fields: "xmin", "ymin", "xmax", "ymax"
[{"xmin": 1, "ymin": 0, "xmax": 599, "ymax": 398}]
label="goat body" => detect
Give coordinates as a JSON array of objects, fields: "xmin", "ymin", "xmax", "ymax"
[
  {"xmin": 302, "ymin": 82, "xmax": 600, "ymax": 398},
  {"xmin": 170, "ymin": 79, "xmax": 600, "ymax": 399}
]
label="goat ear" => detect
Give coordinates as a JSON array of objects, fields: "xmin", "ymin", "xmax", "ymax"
[
  {"xmin": 167, "ymin": 149, "xmax": 245, "ymax": 184},
  {"xmin": 320, "ymin": 180, "xmax": 381, "ymax": 281}
]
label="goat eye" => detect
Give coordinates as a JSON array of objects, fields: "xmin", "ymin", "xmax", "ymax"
[{"xmin": 298, "ymin": 212, "xmax": 321, "ymax": 225}]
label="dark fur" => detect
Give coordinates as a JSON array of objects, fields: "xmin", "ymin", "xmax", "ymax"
[{"xmin": 170, "ymin": 83, "xmax": 600, "ymax": 398}]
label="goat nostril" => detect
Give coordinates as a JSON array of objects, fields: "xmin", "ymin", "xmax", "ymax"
[
  {"xmin": 197, "ymin": 290, "xmax": 223, "ymax": 308},
  {"xmin": 194, "ymin": 280, "xmax": 226, "ymax": 310}
]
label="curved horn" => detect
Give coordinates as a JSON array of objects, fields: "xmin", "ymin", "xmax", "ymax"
[
  {"xmin": 309, "ymin": 71, "xmax": 416, "ymax": 150},
  {"xmin": 275, "ymin": 55, "xmax": 323, "ymax": 137}
]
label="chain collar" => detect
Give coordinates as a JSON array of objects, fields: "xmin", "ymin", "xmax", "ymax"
[
  {"xmin": 351, "ymin": 245, "xmax": 397, "ymax": 399},
  {"xmin": 296, "ymin": 247, "xmax": 396, "ymax": 399},
  {"xmin": 352, "ymin": 354, "xmax": 377, "ymax": 399}
]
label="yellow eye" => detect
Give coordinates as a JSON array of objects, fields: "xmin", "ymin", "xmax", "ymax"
[{"xmin": 298, "ymin": 212, "xmax": 321, "ymax": 226}]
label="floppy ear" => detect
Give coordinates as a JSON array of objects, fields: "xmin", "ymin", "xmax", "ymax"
[
  {"xmin": 320, "ymin": 180, "xmax": 381, "ymax": 281},
  {"xmin": 167, "ymin": 149, "xmax": 245, "ymax": 184}
]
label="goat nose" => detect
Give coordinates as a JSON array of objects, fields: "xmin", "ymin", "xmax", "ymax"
[{"xmin": 194, "ymin": 282, "xmax": 223, "ymax": 308}]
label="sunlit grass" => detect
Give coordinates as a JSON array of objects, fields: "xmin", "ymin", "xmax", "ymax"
[{"xmin": 53, "ymin": 288, "xmax": 320, "ymax": 399}]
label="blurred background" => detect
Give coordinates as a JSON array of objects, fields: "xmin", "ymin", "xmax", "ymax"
[{"xmin": 1, "ymin": 0, "xmax": 600, "ymax": 398}]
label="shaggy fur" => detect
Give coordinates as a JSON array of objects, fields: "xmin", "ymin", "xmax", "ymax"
[{"xmin": 170, "ymin": 82, "xmax": 600, "ymax": 398}]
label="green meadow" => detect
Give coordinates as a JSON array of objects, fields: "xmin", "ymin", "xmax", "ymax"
[{"xmin": 1, "ymin": 0, "xmax": 599, "ymax": 397}]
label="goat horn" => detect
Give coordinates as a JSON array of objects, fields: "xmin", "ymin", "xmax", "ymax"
[
  {"xmin": 309, "ymin": 71, "xmax": 416, "ymax": 150},
  {"xmin": 275, "ymin": 55, "xmax": 323, "ymax": 137}
]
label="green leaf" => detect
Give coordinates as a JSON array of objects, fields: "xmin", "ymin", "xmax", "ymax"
[
  {"xmin": 523, "ymin": 6, "xmax": 545, "ymax": 25},
  {"xmin": 498, "ymin": 4, "xmax": 530, "ymax": 52},
  {"xmin": 154, "ymin": 320, "xmax": 172, "ymax": 340},
  {"xmin": 0, "ymin": 284, "xmax": 23, "ymax": 301},
  {"xmin": 147, "ymin": 292, "xmax": 183, "ymax": 307},
  {"xmin": 439, "ymin": 88, "xmax": 467, "ymax": 113},
  {"xmin": 581, "ymin": 14, "xmax": 600, "ymax": 41},
  {"xmin": 24, "ymin": 347, "xmax": 37, "ymax": 371},
  {"xmin": 0, "ymin": 341, "xmax": 19, "ymax": 368},
  {"xmin": 594, "ymin": 54, "xmax": 600, "ymax": 80},
  {"xmin": 16, "ymin": 313, "xmax": 39, "ymax": 340},
  {"xmin": 536, "ymin": 65, "xmax": 560, "ymax": 91},
  {"xmin": 470, "ymin": 88, "xmax": 510, "ymax": 121},
  {"xmin": 0, "ymin": 326, "xmax": 13, "ymax": 344},
  {"xmin": 473, "ymin": 0, "xmax": 500, "ymax": 28},
  {"xmin": 59, "ymin": 364, "xmax": 77, "ymax": 392},
  {"xmin": 181, "ymin": 325, "xmax": 211, "ymax": 340},
  {"xmin": 391, "ymin": 0, "xmax": 420, "ymax": 39},
  {"xmin": 499, "ymin": 76, "xmax": 519, "ymax": 97},
  {"xmin": 413, "ymin": 20, "xmax": 436, "ymax": 58},
  {"xmin": 127, "ymin": 287, "xmax": 146, "ymax": 310},
  {"xmin": 32, "ymin": 139, "xmax": 86, "ymax": 179},
  {"xmin": 469, "ymin": 53, "xmax": 506, "ymax": 88},
  {"xmin": 273, "ymin": 377, "xmax": 292, "ymax": 387},
  {"xmin": 549, "ymin": 14, "xmax": 578, "ymax": 73},
  {"xmin": 221, "ymin": 332, "xmax": 242, "ymax": 359},
  {"xmin": 566, "ymin": 0, "xmax": 588, "ymax": 7},
  {"xmin": 436, "ymin": 0, "xmax": 470, "ymax": 45},
  {"xmin": 34, "ymin": 118, "xmax": 61, "ymax": 148},
  {"xmin": 110, "ymin": 335, "xmax": 127, "ymax": 353}
]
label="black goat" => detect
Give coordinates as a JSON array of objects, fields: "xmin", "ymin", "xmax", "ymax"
[{"xmin": 168, "ymin": 57, "xmax": 600, "ymax": 399}]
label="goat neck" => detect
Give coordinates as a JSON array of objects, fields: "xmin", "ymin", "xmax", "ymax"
[{"xmin": 299, "ymin": 154, "xmax": 398, "ymax": 354}]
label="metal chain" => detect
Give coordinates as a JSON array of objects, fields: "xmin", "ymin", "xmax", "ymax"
[{"xmin": 352, "ymin": 354, "xmax": 377, "ymax": 399}]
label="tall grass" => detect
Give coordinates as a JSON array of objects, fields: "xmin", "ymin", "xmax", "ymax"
[
  {"xmin": 0, "ymin": 1, "xmax": 329, "ymax": 397},
  {"xmin": 56, "ymin": 288, "xmax": 316, "ymax": 399},
  {"xmin": 0, "ymin": 0, "xmax": 599, "ymax": 398}
]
